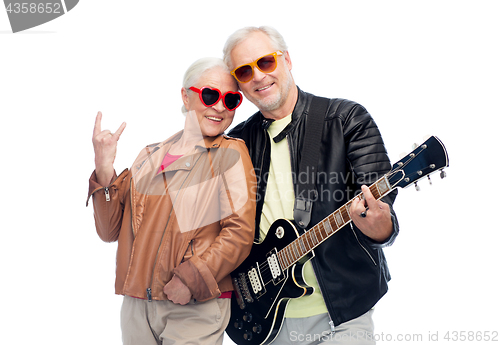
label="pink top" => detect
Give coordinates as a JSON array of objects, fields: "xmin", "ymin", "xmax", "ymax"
[{"xmin": 157, "ymin": 153, "xmax": 183, "ymax": 173}]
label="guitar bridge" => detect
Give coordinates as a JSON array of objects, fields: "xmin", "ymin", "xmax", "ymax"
[{"xmin": 233, "ymin": 273, "xmax": 254, "ymax": 310}]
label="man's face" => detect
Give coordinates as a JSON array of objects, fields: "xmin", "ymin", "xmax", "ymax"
[{"xmin": 230, "ymin": 31, "xmax": 293, "ymax": 114}]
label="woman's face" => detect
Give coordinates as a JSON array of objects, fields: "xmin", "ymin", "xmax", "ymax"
[{"xmin": 182, "ymin": 67, "xmax": 239, "ymax": 138}]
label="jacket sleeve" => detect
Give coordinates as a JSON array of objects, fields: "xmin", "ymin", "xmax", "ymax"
[
  {"xmin": 341, "ymin": 101, "xmax": 399, "ymax": 248},
  {"xmin": 174, "ymin": 140, "xmax": 256, "ymax": 301},
  {"xmin": 87, "ymin": 169, "xmax": 130, "ymax": 243}
]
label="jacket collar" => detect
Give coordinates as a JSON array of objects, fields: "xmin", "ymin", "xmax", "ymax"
[
  {"xmin": 152, "ymin": 130, "xmax": 226, "ymax": 153},
  {"xmin": 134, "ymin": 132, "xmax": 226, "ymax": 176}
]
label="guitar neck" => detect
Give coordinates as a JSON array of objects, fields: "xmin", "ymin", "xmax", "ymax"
[{"xmin": 277, "ymin": 175, "xmax": 393, "ymax": 270}]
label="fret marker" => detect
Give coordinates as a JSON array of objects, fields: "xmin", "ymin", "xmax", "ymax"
[
  {"xmin": 323, "ymin": 220, "xmax": 333, "ymax": 234},
  {"xmin": 334, "ymin": 211, "xmax": 343, "ymax": 227}
]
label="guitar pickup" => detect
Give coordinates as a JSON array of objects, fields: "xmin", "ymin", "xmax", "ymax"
[
  {"xmin": 248, "ymin": 267, "xmax": 264, "ymax": 298},
  {"xmin": 267, "ymin": 249, "xmax": 285, "ymax": 285}
]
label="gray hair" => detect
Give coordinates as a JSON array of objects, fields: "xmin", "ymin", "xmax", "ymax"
[
  {"xmin": 181, "ymin": 57, "xmax": 231, "ymax": 113},
  {"xmin": 183, "ymin": 57, "xmax": 230, "ymax": 89},
  {"xmin": 222, "ymin": 26, "xmax": 288, "ymax": 70}
]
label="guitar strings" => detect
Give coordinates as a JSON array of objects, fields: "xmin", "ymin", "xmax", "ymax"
[
  {"xmin": 244, "ymin": 148, "xmax": 431, "ymax": 291},
  {"xmin": 249, "ymin": 153, "xmax": 410, "ymax": 289},
  {"xmin": 386, "ymin": 145, "xmax": 428, "ymax": 181}
]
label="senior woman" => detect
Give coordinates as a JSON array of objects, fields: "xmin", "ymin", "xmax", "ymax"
[{"xmin": 87, "ymin": 57, "xmax": 256, "ymax": 345}]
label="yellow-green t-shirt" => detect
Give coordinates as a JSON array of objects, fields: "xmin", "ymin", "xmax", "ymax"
[{"xmin": 259, "ymin": 114, "xmax": 328, "ymax": 318}]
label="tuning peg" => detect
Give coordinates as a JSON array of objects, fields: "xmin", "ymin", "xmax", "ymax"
[
  {"xmin": 414, "ymin": 182, "xmax": 420, "ymax": 191},
  {"xmin": 428, "ymin": 175, "xmax": 432, "ymax": 185},
  {"xmin": 440, "ymin": 169, "xmax": 447, "ymax": 179},
  {"xmin": 412, "ymin": 143, "xmax": 418, "ymax": 150}
]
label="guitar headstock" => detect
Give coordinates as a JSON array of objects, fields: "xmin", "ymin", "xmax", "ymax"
[{"xmin": 388, "ymin": 136, "xmax": 449, "ymax": 190}]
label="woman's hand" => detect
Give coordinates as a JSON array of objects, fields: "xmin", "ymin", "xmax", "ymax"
[
  {"xmin": 92, "ymin": 112, "xmax": 126, "ymax": 186},
  {"xmin": 163, "ymin": 275, "xmax": 192, "ymax": 305}
]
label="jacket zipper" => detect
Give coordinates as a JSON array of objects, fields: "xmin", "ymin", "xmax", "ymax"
[
  {"xmin": 125, "ymin": 146, "xmax": 162, "ymax": 301},
  {"xmin": 286, "ymin": 134, "xmax": 300, "ymax": 215},
  {"xmin": 259, "ymin": 128, "xmax": 268, "ymax": 180},
  {"xmin": 145, "ymin": 200, "xmax": 174, "ymax": 302},
  {"xmin": 129, "ymin": 177, "xmax": 136, "ymax": 238},
  {"xmin": 286, "ymin": 135, "xmax": 296, "ymax": 184},
  {"xmin": 310, "ymin": 257, "xmax": 336, "ymax": 333},
  {"xmin": 86, "ymin": 169, "xmax": 128, "ymax": 207},
  {"xmin": 253, "ymin": 127, "xmax": 269, "ymax": 243},
  {"xmin": 350, "ymin": 224, "xmax": 377, "ymax": 266}
]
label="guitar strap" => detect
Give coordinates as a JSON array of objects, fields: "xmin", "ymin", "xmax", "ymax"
[{"xmin": 293, "ymin": 96, "xmax": 330, "ymax": 229}]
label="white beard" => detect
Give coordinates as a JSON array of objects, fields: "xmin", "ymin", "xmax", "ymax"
[{"xmin": 255, "ymin": 75, "xmax": 293, "ymax": 112}]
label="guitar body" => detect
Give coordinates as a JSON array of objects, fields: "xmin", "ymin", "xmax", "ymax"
[{"xmin": 227, "ymin": 219, "xmax": 314, "ymax": 345}]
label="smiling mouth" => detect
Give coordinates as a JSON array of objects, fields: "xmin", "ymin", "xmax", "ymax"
[
  {"xmin": 206, "ymin": 116, "xmax": 223, "ymax": 122},
  {"xmin": 256, "ymin": 83, "xmax": 274, "ymax": 92}
]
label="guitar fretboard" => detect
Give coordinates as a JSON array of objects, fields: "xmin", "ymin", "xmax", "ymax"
[{"xmin": 277, "ymin": 176, "xmax": 392, "ymax": 270}]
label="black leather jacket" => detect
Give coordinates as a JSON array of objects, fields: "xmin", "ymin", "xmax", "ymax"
[{"xmin": 229, "ymin": 87, "xmax": 399, "ymax": 327}]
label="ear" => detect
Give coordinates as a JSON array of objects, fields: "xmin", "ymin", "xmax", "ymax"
[
  {"xmin": 284, "ymin": 51, "xmax": 293, "ymax": 71},
  {"xmin": 181, "ymin": 87, "xmax": 190, "ymax": 111}
]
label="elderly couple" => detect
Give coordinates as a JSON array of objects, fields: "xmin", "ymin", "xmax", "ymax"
[{"xmin": 88, "ymin": 26, "xmax": 399, "ymax": 345}]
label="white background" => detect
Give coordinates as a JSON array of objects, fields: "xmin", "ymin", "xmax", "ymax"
[{"xmin": 1, "ymin": 1, "xmax": 499, "ymax": 344}]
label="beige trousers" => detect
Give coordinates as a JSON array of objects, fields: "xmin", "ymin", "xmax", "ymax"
[{"xmin": 120, "ymin": 296, "xmax": 230, "ymax": 345}]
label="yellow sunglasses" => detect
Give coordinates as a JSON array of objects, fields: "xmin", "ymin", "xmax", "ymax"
[{"xmin": 231, "ymin": 51, "xmax": 283, "ymax": 83}]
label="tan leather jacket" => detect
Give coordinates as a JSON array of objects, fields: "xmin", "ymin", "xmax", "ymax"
[{"xmin": 87, "ymin": 132, "xmax": 256, "ymax": 302}]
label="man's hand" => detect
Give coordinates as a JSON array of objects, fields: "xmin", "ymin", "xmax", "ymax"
[
  {"xmin": 92, "ymin": 111, "xmax": 126, "ymax": 186},
  {"xmin": 350, "ymin": 185, "xmax": 393, "ymax": 243},
  {"xmin": 163, "ymin": 275, "xmax": 192, "ymax": 305}
]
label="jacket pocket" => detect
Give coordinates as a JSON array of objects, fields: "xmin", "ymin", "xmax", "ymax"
[
  {"xmin": 180, "ymin": 239, "xmax": 195, "ymax": 264},
  {"xmin": 350, "ymin": 224, "xmax": 377, "ymax": 266}
]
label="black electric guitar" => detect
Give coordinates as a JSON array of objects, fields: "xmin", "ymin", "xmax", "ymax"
[{"xmin": 226, "ymin": 136, "xmax": 449, "ymax": 345}]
